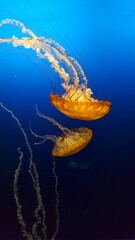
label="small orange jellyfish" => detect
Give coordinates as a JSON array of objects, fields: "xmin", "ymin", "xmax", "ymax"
[
  {"xmin": 0, "ymin": 19, "xmax": 111, "ymax": 121},
  {"xmin": 30, "ymin": 105, "xmax": 93, "ymax": 157},
  {"xmin": 52, "ymin": 127, "xmax": 92, "ymax": 157}
]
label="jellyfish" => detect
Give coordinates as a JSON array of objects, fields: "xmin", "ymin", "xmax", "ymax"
[
  {"xmin": 0, "ymin": 19, "xmax": 111, "ymax": 121},
  {"xmin": 30, "ymin": 105, "xmax": 93, "ymax": 157}
]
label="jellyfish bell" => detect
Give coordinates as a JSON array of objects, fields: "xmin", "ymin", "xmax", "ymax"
[
  {"xmin": 49, "ymin": 93, "xmax": 111, "ymax": 121},
  {"xmin": 49, "ymin": 85, "xmax": 111, "ymax": 121},
  {"xmin": 52, "ymin": 127, "xmax": 93, "ymax": 157}
]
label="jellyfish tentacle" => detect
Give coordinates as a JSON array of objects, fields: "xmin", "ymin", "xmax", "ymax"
[{"xmin": 35, "ymin": 105, "xmax": 70, "ymax": 135}]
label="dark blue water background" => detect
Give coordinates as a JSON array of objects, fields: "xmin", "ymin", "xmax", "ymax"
[{"xmin": 0, "ymin": 0, "xmax": 135, "ymax": 239}]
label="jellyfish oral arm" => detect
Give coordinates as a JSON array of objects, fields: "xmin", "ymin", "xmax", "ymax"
[
  {"xmin": 0, "ymin": 19, "xmax": 88, "ymax": 91},
  {"xmin": 0, "ymin": 102, "xmax": 47, "ymax": 239},
  {"xmin": 0, "ymin": 19, "xmax": 37, "ymax": 38}
]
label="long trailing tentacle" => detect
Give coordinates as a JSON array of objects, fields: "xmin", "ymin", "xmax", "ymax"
[
  {"xmin": 14, "ymin": 148, "xmax": 33, "ymax": 240},
  {"xmin": 0, "ymin": 102, "xmax": 47, "ymax": 240}
]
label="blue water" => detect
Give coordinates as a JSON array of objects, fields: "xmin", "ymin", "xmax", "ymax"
[{"xmin": 0, "ymin": 0, "xmax": 135, "ymax": 239}]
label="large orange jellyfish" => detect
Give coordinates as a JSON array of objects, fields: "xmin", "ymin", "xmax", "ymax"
[
  {"xmin": 31, "ymin": 105, "xmax": 93, "ymax": 157},
  {"xmin": 0, "ymin": 19, "xmax": 111, "ymax": 121}
]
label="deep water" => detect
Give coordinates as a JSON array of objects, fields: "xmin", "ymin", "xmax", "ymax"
[{"xmin": 0, "ymin": 0, "xmax": 135, "ymax": 240}]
